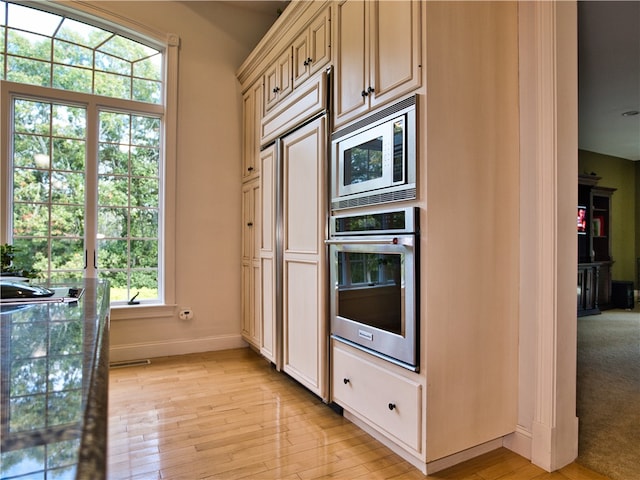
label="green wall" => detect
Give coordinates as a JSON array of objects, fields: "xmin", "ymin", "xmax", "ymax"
[
  {"xmin": 637, "ymin": 161, "xmax": 640, "ymax": 285},
  {"xmin": 579, "ymin": 150, "xmax": 638, "ymax": 286}
]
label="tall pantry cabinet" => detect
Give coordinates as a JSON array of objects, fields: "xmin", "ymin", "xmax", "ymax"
[
  {"xmin": 240, "ymin": 77, "xmax": 264, "ymax": 349},
  {"xmin": 238, "ymin": 0, "xmax": 520, "ymax": 475},
  {"xmin": 239, "ymin": 2, "xmax": 331, "ymax": 400}
]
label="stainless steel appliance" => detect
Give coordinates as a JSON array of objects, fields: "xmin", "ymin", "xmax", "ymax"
[
  {"xmin": 327, "ymin": 207, "xmax": 419, "ymax": 370},
  {"xmin": 330, "ymin": 95, "xmax": 417, "ymax": 210}
]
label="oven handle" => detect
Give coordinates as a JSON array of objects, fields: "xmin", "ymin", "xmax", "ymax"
[{"xmin": 325, "ymin": 237, "xmax": 413, "ymax": 247}]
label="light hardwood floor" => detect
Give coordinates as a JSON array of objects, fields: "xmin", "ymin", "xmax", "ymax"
[{"xmin": 108, "ymin": 348, "xmax": 610, "ymax": 480}]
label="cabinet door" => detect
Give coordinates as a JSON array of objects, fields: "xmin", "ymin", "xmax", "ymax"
[
  {"xmin": 264, "ymin": 65, "xmax": 279, "ymax": 111},
  {"xmin": 333, "ymin": 0, "xmax": 369, "ymax": 127},
  {"xmin": 282, "ymin": 117, "xmax": 327, "ymax": 399},
  {"xmin": 242, "ymin": 79, "xmax": 263, "ymax": 179},
  {"xmin": 241, "ymin": 180, "xmax": 257, "ymax": 262},
  {"xmin": 265, "ymin": 49, "xmax": 293, "ymax": 112},
  {"xmin": 292, "ymin": 30, "xmax": 310, "ymax": 88},
  {"xmin": 241, "ymin": 179, "xmax": 261, "ymax": 348},
  {"xmin": 293, "ymin": 7, "xmax": 331, "ymax": 88},
  {"xmin": 260, "ymin": 146, "xmax": 277, "ymax": 363},
  {"xmin": 308, "ymin": 8, "xmax": 331, "ymax": 77},
  {"xmin": 369, "ymin": 0, "xmax": 422, "ymax": 109}
]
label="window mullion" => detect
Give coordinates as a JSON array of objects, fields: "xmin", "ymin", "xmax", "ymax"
[{"xmin": 84, "ymin": 101, "xmax": 99, "ymax": 278}]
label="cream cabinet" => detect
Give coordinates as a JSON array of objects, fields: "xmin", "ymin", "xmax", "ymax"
[
  {"xmin": 333, "ymin": 0, "xmax": 422, "ymax": 128},
  {"xmin": 281, "ymin": 116, "xmax": 327, "ymax": 399},
  {"xmin": 332, "ymin": 340, "xmax": 422, "ymax": 453},
  {"xmin": 241, "ymin": 178, "xmax": 261, "ymax": 348},
  {"xmin": 259, "ymin": 145, "xmax": 277, "ymax": 363},
  {"xmin": 239, "ymin": 1, "xmax": 521, "ymax": 475},
  {"xmin": 264, "ymin": 49, "xmax": 293, "ymax": 112},
  {"xmin": 242, "ymin": 78, "xmax": 263, "ymax": 180},
  {"xmin": 292, "ymin": 6, "xmax": 331, "ymax": 89}
]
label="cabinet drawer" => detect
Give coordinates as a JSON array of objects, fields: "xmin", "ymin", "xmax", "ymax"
[{"xmin": 332, "ymin": 343, "xmax": 422, "ymax": 451}]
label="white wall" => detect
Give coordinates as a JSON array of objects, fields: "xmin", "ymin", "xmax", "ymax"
[
  {"xmin": 507, "ymin": 1, "xmax": 579, "ymax": 470},
  {"xmin": 93, "ymin": 1, "xmax": 281, "ymax": 361}
]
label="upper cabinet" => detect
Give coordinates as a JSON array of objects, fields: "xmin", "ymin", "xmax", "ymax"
[
  {"xmin": 293, "ymin": 7, "xmax": 331, "ymax": 89},
  {"xmin": 265, "ymin": 5, "xmax": 331, "ymax": 114},
  {"xmin": 333, "ymin": 0, "xmax": 422, "ymax": 128},
  {"xmin": 264, "ymin": 49, "xmax": 293, "ymax": 113}
]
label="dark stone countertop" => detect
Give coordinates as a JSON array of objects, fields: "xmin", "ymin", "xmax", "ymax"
[{"xmin": 0, "ymin": 279, "xmax": 110, "ymax": 480}]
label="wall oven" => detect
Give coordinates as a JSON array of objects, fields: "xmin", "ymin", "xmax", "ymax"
[
  {"xmin": 327, "ymin": 207, "xmax": 419, "ymax": 371},
  {"xmin": 330, "ymin": 95, "xmax": 417, "ymax": 210}
]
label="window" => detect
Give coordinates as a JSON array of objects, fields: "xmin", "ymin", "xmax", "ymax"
[
  {"xmin": 1, "ymin": 1, "xmax": 178, "ymax": 308},
  {"xmin": 97, "ymin": 111, "xmax": 161, "ymax": 302},
  {"xmin": 11, "ymin": 97, "xmax": 88, "ymax": 280},
  {"xmin": 0, "ymin": 2, "xmax": 162, "ymax": 102}
]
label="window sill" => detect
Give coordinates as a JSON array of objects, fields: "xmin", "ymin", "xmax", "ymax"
[{"xmin": 110, "ymin": 304, "xmax": 177, "ymax": 321}]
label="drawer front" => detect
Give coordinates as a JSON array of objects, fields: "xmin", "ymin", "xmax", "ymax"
[{"xmin": 332, "ymin": 344, "xmax": 422, "ymax": 451}]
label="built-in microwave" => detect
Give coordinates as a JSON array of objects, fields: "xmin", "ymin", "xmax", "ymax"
[{"xmin": 330, "ymin": 95, "xmax": 417, "ymax": 210}]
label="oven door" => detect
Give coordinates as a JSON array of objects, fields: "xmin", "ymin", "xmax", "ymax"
[{"xmin": 327, "ymin": 234, "xmax": 418, "ymax": 369}]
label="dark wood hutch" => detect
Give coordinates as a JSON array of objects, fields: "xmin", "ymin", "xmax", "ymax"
[{"xmin": 578, "ymin": 174, "xmax": 615, "ymax": 316}]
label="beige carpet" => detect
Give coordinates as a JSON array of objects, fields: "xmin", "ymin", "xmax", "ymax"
[{"xmin": 576, "ymin": 303, "xmax": 640, "ymax": 480}]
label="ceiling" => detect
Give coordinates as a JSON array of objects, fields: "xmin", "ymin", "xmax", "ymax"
[
  {"xmin": 220, "ymin": 0, "xmax": 289, "ymax": 16},
  {"xmin": 578, "ymin": 1, "xmax": 639, "ymax": 161},
  {"xmin": 235, "ymin": 1, "xmax": 639, "ymax": 161}
]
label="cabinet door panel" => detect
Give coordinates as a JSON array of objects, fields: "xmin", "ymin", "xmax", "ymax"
[
  {"xmin": 370, "ymin": 0, "xmax": 422, "ymax": 109},
  {"xmin": 241, "ymin": 179, "xmax": 260, "ymax": 348},
  {"xmin": 261, "ymin": 257, "xmax": 276, "ymax": 362},
  {"xmin": 260, "ymin": 145, "xmax": 276, "ymax": 362},
  {"xmin": 293, "ymin": 7, "xmax": 331, "ymax": 88},
  {"xmin": 292, "ymin": 33, "xmax": 310, "ymax": 87},
  {"xmin": 308, "ymin": 7, "xmax": 331, "ymax": 77},
  {"xmin": 260, "ymin": 146, "xmax": 275, "ymax": 252},
  {"xmin": 284, "ymin": 259, "xmax": 320, "ymax": 388},
  {"xmin": 265, "ymin": 66, "xmax": 279, "ymax": 109},
  {"xmin": 251, "ymin": 262, "xmax": 261, "ymax": 342},
  {"xmin": 277, "ymin": 48, "xmax": 293, "ymax": 99},
  {"xmin": 241, "ymin": 182, "xmax": 255, "ymax": 261},
  {"xmin": 334, "ymin": 0, "xmax": 368, "ymax": 126},
  {"xmin": 242, "ymin": 80, "xmax": 263, "ymax": 178},
  {"xmin": 282, "ymin": 117, "xmax": 327, "ymax": 398},
  {"xmin": 251, "ymin": 182, "xmax": 261, "ymax": 260},
  {"xmin": 283, "ymin": 124, "xmax": 322, "ymax": 253},
  {"xmin": 265, "ymin": 49, "xmax": 293, "ymax": 112},
  {"xmin": 241, "ymin": 262, "xmax": 252, "ymax": 338}
]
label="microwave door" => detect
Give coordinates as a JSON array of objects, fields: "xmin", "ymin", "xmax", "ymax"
[{"xmin": 337, "ymin": 122, "xmax": 393, "ymax": 197}]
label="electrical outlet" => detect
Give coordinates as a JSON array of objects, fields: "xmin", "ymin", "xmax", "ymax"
[{"xmin": 179, "ymin": 309, "xmax": 193, "ymax": 320}]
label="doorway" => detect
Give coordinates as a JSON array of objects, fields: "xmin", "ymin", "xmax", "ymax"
[{"xmin": 576, "ymin": 2, "xmax": 640, "ymax": 479}]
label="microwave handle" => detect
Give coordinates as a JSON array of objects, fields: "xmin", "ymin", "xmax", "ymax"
[{"xmin": 325, "ymin": 237, "xmax": 413, "ymax": 247}]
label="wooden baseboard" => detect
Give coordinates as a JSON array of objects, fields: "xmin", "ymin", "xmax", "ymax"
[{"xmin": 109, "ymin": 334, "xmax": 247, "ymax": 362}]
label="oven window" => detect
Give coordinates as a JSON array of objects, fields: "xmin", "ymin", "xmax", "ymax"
[
  {"xmin": 336, "ymin": 251, "xmax": 403, "ymax": 335},
  {"xmin": 343, "ymin": 137, "xmax": 383, "ymax": 186}
]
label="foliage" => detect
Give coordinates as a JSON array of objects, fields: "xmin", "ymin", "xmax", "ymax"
[
  {"xmin": 5, "ymin": 7, "xmax": 163, "ymax": 301},
  {"xmin": 4, "ymin": 14, "xmax": 162, "ymax": 103},
  {"xmin": 0, "ymin": 243, "xmax": 41, "ymax": 278}
]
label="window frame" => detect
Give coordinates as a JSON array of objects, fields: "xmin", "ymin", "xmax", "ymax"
[{"xmin": 0, "ymin": 1, "xmax": 178, "ymax": 317}]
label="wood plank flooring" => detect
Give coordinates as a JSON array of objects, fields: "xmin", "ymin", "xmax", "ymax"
[{"xmin": 108, "ymin": 348, "xmax": 610, "ymax": 480}]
